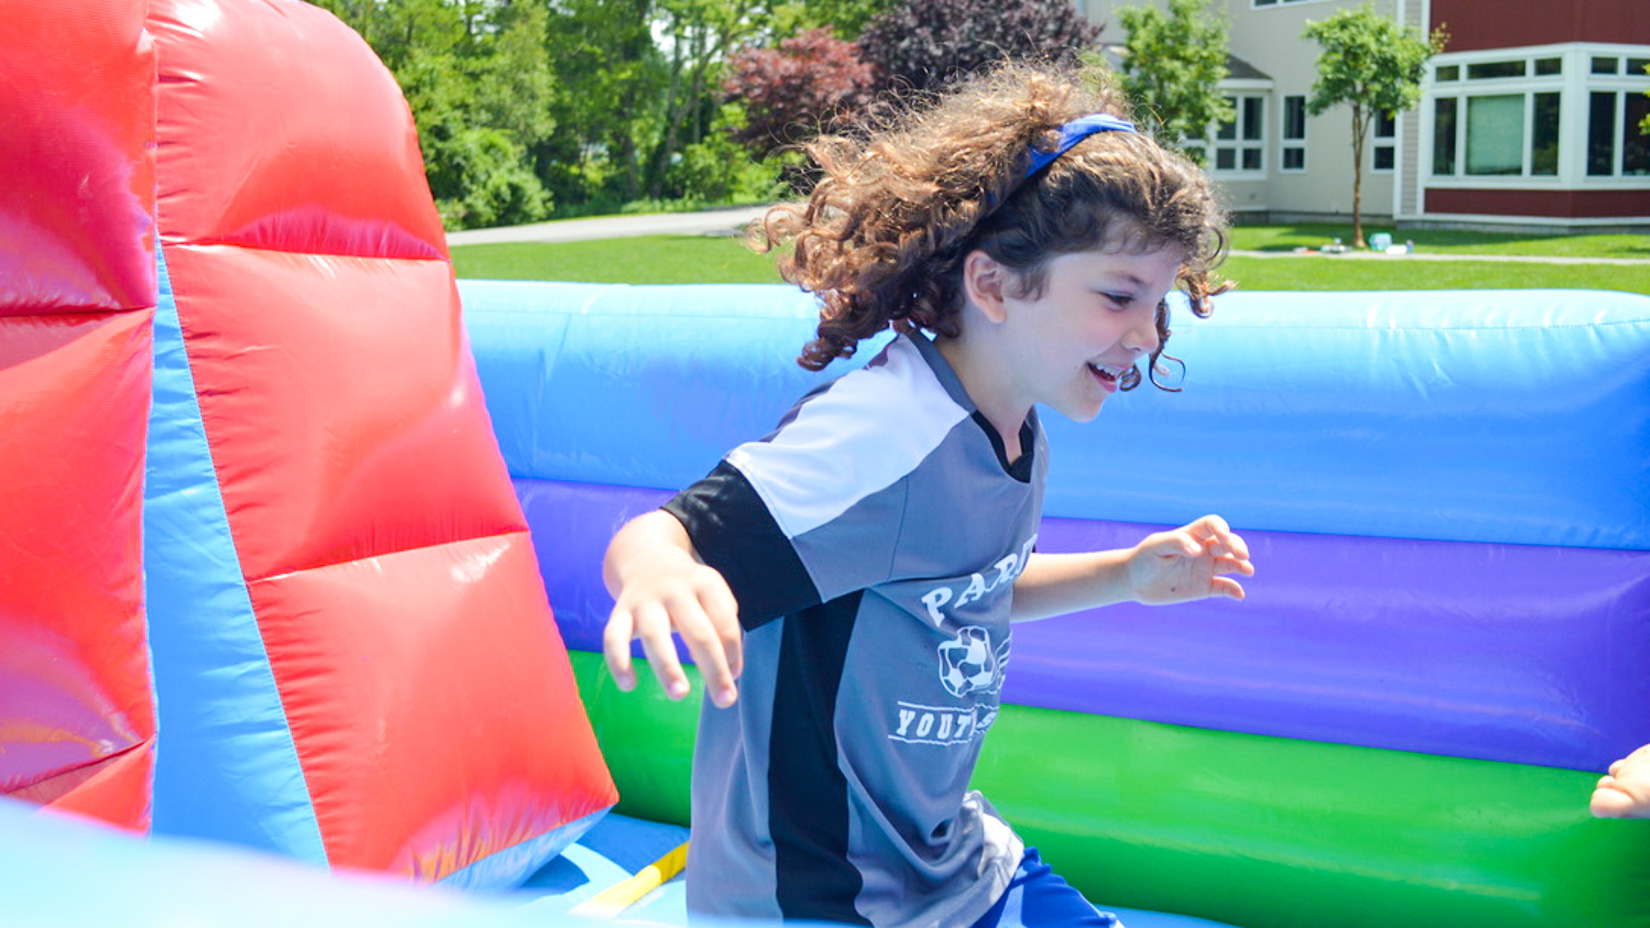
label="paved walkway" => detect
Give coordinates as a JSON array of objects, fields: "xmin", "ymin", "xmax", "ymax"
[
  {"xmin": 445, "ymin": 206, "xmax": 1650, "ymax": 264},
  {"xmin": 444, "ymin": 205, "xmax": 771, "ymax": 246}
]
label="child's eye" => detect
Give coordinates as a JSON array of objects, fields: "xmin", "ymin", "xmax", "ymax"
[{"xmin": 1103, "ymin": 292, "xmax": 1132, "ymax": 308}]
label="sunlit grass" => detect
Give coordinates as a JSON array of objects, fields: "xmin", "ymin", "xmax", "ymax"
[
  {"xmin": 1228, "ymin": 222, "xmax": 1650, "ymax": 260},
  {"xmin": 1221, "ymin": 254, "xmax": 1650, "ymax": 293},
  {"xmin": 449, "ymin": 228, "xmax": 1650, "ymax": 294},
  {"xmin": 450, "ymin": 235, "xmax": 785, "ymax": 285}
]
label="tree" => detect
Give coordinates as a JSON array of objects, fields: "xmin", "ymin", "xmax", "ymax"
[
  {"xmin": 318, "ymin": 0, "xmax": 875, "ymax": 217},
  {"xmin": 311, "ymin": 0, "xmax": 468, "ymax": 74},
  {"xmin": 614, "ymin": 0, "xmax": 783, "ymax": 201},
  {"xmin": 539, "ymin": 0, "xmax": 665, "ymax": 208},
  {"xmin": 766, "ymin": 0, "xmax": 897, "ymax": 40},
  {"xmin": 856, "ymin": 0, "xmax": 1102, "ymax": 98},
  {"xmin": 469, "ymin": 2, "xmax": 557, "ymax": 150},
  {"xmin": 668, "ymin": 101, "xmax": 792, "ymax": 203},
  {"xmin": 1114, "ymin": 0, "xmax": 1231, "ymax": 163},
  {"xmin": 723, "ymin": 27, "xmax": 872, "ymax": 156},
  {"xmin": 1303, "ymin": 3, "xmax": 1445, "ymax": 248},
  {"xmin": 313, "ymin": 0, "xmax": 555, "ymax": 229},
  {"xmin": 425, "ymin": 126, "xmax": 552, "ymax": 228}
]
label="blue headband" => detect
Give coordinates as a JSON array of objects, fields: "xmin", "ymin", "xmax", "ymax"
[{"xmin": 1021, "ymin": 113, "xmax": 1136, "ymax": 180}]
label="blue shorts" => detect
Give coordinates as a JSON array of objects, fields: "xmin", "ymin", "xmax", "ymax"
[{"xmin": 968, "ymin": 848, "xmax": 1122, "ymax": 928}]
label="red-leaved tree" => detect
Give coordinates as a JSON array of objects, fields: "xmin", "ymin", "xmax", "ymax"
[{"xmin": 723, "ymin": 27, "xmax": 874, "ymax": 157}]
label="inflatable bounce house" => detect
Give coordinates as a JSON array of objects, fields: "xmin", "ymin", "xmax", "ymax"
[
  {"xmin": 2, "ymin": 1, "xmax": 1646, "ymax": 926},
  {"xmin": 3, "ymin": 0, "xmax": 617, "ymax": 900}
]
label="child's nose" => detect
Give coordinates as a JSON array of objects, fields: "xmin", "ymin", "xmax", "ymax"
[{"xmin": 1124, "ymin": 314, "xmax": 1160, "ymax": 355}]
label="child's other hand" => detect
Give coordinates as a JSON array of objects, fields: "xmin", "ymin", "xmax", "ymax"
[
  {"xmin": 1128, "ymin": 514, "xmax": 1254, "ymax": 604},
  {"xmin": 603, "ymin": 513, "xmax": 743, "ymax": 708}
]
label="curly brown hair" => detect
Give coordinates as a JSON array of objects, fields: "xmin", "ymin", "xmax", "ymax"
[{"xmin": 755, "ymin": 59, "xmax": 1231, "ymax": 388}]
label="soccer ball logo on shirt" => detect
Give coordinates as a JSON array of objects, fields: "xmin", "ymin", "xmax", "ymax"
[{"xmin": 937, "ymin": 626, "xmax": 1008, "ymax": 698}]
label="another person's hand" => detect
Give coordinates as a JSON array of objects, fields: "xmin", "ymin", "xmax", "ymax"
[
  {"xmin": 1591, "ymin": 744, "xmax": 1650, "ymax": 818},
  {"xmin": 1127, "ymin": 514, "xmax": 1254, "ymax": 604}
]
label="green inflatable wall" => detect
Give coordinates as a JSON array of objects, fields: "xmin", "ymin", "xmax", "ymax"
[{"xmin": 572, "ymin": 652, "xmax": 1649, "ymax": 928}]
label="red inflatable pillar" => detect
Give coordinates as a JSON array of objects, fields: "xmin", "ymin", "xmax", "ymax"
[
  {"xmin": 0, "ymin": 0, "xmax": 159, "ymax": 830},
  {"xmin": 141, "ymin": 0, "xmax": 617, "ymax": 886}
]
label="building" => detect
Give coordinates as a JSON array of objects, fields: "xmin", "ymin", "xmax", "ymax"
[{"xmin": 1078, "ymin": 0, "xmax": 1650, "ymax": 231}]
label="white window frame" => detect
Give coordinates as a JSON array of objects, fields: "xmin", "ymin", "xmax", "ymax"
[
  {"xmin": 1585, "ymin": 51, "xmax": 1650, "ymax": 179},
  {"xmin": 1425, "ymin": 42, "xmax": 1650, "ymax": 189},
  {"xmin": 1190, "ymin": 90, "xmax": 1268, "ymax": 178}
]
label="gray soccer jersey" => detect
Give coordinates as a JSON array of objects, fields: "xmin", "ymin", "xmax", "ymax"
[{"xmin": 663, "ymin": 331, "xmax": 1047, "ymax": 927}]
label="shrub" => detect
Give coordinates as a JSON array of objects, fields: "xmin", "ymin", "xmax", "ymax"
[
  {"xmin": 856, "ymin": 0, "xmax": 1102, "ymax": 96},
  {"xmin": 723, "ymin": 27, "xmax": 874, "ymax": 157}
]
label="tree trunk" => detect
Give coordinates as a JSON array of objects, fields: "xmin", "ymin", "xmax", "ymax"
[
  {"xmin": 1349, "ymin": 103, "xmax": 1367, "ymax": 249},
  {"xmin": 649, "ymin": 31, "xmax": 688, "ymax": 200},
  {"xmin": 618, "ymin": 81, "xmax": 644, "ymax": 202}
]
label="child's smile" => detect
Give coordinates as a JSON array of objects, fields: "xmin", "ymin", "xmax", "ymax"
[{"xmin": 1087, "ymin": 361, "xmax": 1131, "ymax": 393}]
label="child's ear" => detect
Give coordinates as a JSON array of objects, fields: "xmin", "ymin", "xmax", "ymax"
[{"xmin": 962, "ymin": 250, "xmax": 1010, "ymax": 324}]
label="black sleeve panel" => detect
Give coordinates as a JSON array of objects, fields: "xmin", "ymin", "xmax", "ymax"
[{"xmin": 662, "ymin": 460, "xmax": 822, "ymax": 630}]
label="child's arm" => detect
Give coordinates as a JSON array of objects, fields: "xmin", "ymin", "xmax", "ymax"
[
  {"xmin": 602, "ymin": 510, "xmax": 744, "ymax": 707},
  {"xmin": 1011, "ymin": 514, "xmax": 1253, "ymax": 622}
]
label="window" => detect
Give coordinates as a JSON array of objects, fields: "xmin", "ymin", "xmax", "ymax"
[
  {"xmin": 1432, "ymin": 92, "xmax": 1562, "ymax": 178},
  {"xmin": 1531, "ymin": 93, "xmax": 1560, "ymax": 175},
  {"xmin": 1588, "ymin": 92, "xmax": 1614, "ymax": 175},
  {"xmin": 1423, "ymin": 46, "xmax": 1650, "ymax": 182},
  {"xmin": 1465, "ymin": 95, "xmax": 1523, "ymax": 175},
  {"xmin": 1433, "ymin": 97, "xmax": 1458, "ymax": 175},
  {"xmin": 1589, "ymin": 90, "xmax": 1650, "ymax": 176},
  {"xmin": 1583, "ymin": 53, "xmax": 1650, "ymax": 177},
  {"xmin": 1468, "ymin": 60, "xmax": 1526, "ymax": 80},
  {"xmin": 1372, "ymin": 111, "xmax": 1396, "ymax": 172},
  {"xmin": 1241, "ymin": 96, "xmax": 1264, "ymax": 169},
  {"xmin": 1205, "ymin": 95, "xmax": 1265, "ymax": 174},
  {"xmin": 1281, "ymin": 95, "xmax": 1307, "ymax": 171}
]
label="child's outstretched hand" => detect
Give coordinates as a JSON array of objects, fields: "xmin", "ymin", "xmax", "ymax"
[
  {"xmin": 1127, "ymin": 514, "xmax": 1254, "ymax": 604},
  {"xmin": 602, "ymin": 511, "xmax": 743, "ymax": 708}
]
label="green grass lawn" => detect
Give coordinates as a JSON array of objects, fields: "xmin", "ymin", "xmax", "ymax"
[
  {"xmin": 1220, "ymin": 255, "xmax": 1650, "ymax": 292},
  {"xmin": 449, "ymin": 227, "xmax": 1650, "ymax": 294},
  {"xmin": 450, "ymin": 236, "xmax": 785, "ymax": 285},
  {"xmin": 1228, "ymin": 222, "xmax": 1650, "ymax": 260}
]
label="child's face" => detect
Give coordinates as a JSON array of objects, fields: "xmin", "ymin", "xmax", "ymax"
[{"xmin": 995, "ymin": 241, "xmax": 1182, "ymax": 423}]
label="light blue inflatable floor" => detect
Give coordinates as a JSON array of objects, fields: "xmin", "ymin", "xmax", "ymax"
[
  {"xmin": 514, "ymin": 813, "xmax": 1236, "ymax": 928},
  {"xmin": 4, "ymin": 798, "xmax": 1235, "ymax": 927}
]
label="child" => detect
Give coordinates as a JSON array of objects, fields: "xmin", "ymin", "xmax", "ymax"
[
  {"xmin": 1592, "ymin": 744, "xmax": 1650, "ymax": 818},
  {"xmin": 602, "ymin": 60, "xmax": 1254, "ymax": 927}
]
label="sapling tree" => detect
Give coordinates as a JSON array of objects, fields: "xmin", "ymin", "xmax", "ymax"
[{"xmin": 1303, "ymin": 3, "xmax": 1445, "ymax": 247}]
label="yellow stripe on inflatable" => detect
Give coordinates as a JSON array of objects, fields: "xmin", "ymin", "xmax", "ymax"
[{"xmin": 569, "ymin": 841, "xmax": 690, "ymax": 919}]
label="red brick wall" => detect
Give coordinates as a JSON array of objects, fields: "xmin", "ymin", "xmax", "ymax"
[
  {"xmin": 1426, "ymin": 187, "xmax": 1650, "ymax": 218},
  {"xmin": 1432, "ymin": 0, "xmax": 1650, "ymax": 53}
]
